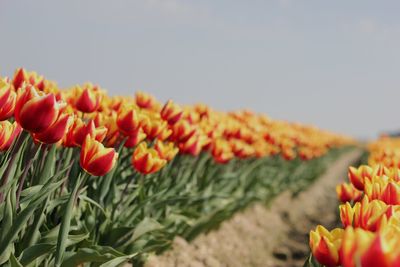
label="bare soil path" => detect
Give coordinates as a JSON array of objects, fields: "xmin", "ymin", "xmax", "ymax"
[{"xmin": 144, "ymin": 149, "xmax": 362, "ymax": 267}]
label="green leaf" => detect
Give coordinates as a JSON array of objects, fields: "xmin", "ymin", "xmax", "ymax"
[
  {"xmin": 55, "ymin": 173, "xmax": 86, "ymax": 267},
  {"xmin": 99, "ymin": 253, "xmax": 138, "ymax": 267},
  {"xmin": 60, "ymin": 247, "xmax": 125, "ymax": 267},
  {"xmin": 38, "ymin": 145, "xmax": 57, "ymax": 185},
  {"xmin": 19, "ymin": 243, "xmax": 55, "ymax": 266},
  {"xmin": 130, "ymin": 217, "xmax": 163, "ymax": 242},
  {"xmin": 0, "ymin": 178, "xmax": 64, "ymax": 263},
  {"xmin": 9, "ymin": 253, "xmax": 23, "ymax": 267}
]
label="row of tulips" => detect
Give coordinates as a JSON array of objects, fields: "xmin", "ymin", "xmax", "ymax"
[
  {"xmin": 308, "ymin": 136, "xmax": 400, "ymax": 267},
  {"xmin": 0, "ymin": 68, "xmax": 353, "ymax": 266}
]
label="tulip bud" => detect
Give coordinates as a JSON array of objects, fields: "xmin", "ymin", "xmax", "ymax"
[
  {"xmin": 66, "ymin": 119, "xmax": 107, "ymax": 147},
  {"xmin": 178, "ymin": 134, "xmax": 209, "ymax": 156},
  {"xmin": 336, "ymin": 182, "xmax": 363, "ymax": 203},
  {"xmin": 33, "ymin": 113, "xmax": 72, "ymax": 144},
  {"xmin": 141, "ymin": 114, "xmax": 167, "ymax": 141},
  {"xmin": 124, "ymin": 128, "xmax": 147, "ymax": 148},
  {"xmin": 132, "ymin": 142, "xmax": 167, "ymax": 174},
  {"xmin": 160, "ymin": 100, "xmax": 183, "ymax": 125},
  {"xmin": 154, "ymin": 140, "xmax": 178, "ymax": 161},
  {"xmin": 211, "ymin": 139, "xmax": 234, "ymax": 164},
  {"xmin": 309, "ymin": 225, "xmax": 343, "ymax": 267},
  {"xmin": 12, "ymin": 68, "xmax": 28, "ymax": 90},
  {"xmin": 348, "ymin": 165, "xmax": 373, "ymax": 191},
  {"xmin": 169, "ymin": 120, "xmax": 197, "ymax": 143},
  {"xmin": 15, "ymin": 86, "xmax": 64, "ymax": 133},
  {"xmin": 75, "ymin": 85, "xmax": 102, "ymax": 113},
  {"xmin": 0, "ymin": 79, "xmax": 16, "ymax": 121},
  {"xmin": 80, "ymin": 135, "xmax": 118, "ymax": 176},
  {"xmin": 116, "ymin": 108, "xmax": 142, "ymax": 136},
  {"xmin": 0, "ymin": 121, "xmax": 22, "ymax": 151},
  {"xmin": 135, "ymin": 91, "xmax": 155, "ymax": 109}
]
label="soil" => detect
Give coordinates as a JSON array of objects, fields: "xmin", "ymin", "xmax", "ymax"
[{"xmin": 143, "ymin": 149, "xmax": 362, "ymax": 267}]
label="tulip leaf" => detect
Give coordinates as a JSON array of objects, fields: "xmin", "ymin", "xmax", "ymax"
[
  {"xmin": 130, "ymin": 217, "xmax": 163, "ymax": 242},
  {"xmin": 38, "ymin": 144, "xmax": 57, "ymax": 185},
  {"xmin": 0, "ymin": 178, "xmax": 65, "ymax": 260},
  {"xmin": 99, "ymin": 253, "xmax": 138, "ymax": 267},
  {"xmin": 19, "ymin": 243, "xmax": 55, "ymax": 265},
  {"xmin": 9, "ymin": 253, "xmax": 23, "ymax": 267},
  {"xmin": 60, "ymin": 246, "xmax": 128, "ymax": 267}
]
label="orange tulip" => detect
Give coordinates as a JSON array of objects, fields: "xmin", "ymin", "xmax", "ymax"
[
  {"xmin": 132, "ymin": 142, "xmax": 166, "ymax": 174},
  {"xmin": 0, "ymin": 79, "xmax": 16, "ymax": 121},
  {"xmin": 80, "ymin": 135, "xmax": 118, "ymax": 176},
  {"xmin": 160, "ymin": 100, "xmax": 183, "ymax": 125},
  {"xmin": 0, "ymin": 121, "xmax": 22, "ymax": 151},
  {"xmin": 33, "ymin": 113, "xmax": 72, "ymax": 144},
  {"xmin": 309, "ymin": 225, "xmax": 343, "ymax": 267},
  {"xmin": 154, "ymin": 140, "xmax": 178, "ymax": 161}
]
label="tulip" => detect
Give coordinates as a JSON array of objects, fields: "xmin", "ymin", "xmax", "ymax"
[
  {"xmin": 135, "ymin": 91, "xmax": 155, "ymax": 109},
  {"xmin": 364, "ymin": 177, "xmax": 400, "ymax": 205},
  {"xmin": 169, "ymin": 120, "xmax": 196, "ymax": 143},
  {"xmin": 230, "ymin": 139, "xmax": 255, "ymax": 159},
  {"xmin": 0, "ymin": 79, "xmax": 16, "ymax": 121},
  {"xmin": 309, "ymin": 225, "xmax": 344, "ymax": 267},
  {"xmin": 116, "ymin": 108, "xmax": 142, "ymax": 136},
  {"xmin": 65, "ymin": 119, "xmax": 107, "ymax": 147},
  {"xmin": 33, "ymin": 113, "xmax": 72, "ymax": 144},
  {"xmin": 124, "ymin": 128, "xmax": 147, "ymax": 148},
  {"xmin": 132, "ymin": 142, "xmax": 167, "ymax": 174},
  {"xmin": 15, "ymin": 86, "xmax": 64, "ymax": 133},
  {"xmin": 12, "ymin": 68, "xmax": 28, "ymax": 90},
  {"xmin": 0, "ymin": 121, "xmax": 22, "ymax": 151},
  {"xmin": 160, "ymin": 100, "xmax": 183, "ymax": 125},
  {"xmin": 178, "ymin": 134, "xmax": 209, "ymax": 156},
  {"xmin": 282, "ymin": 147, "xmax": 296, "ymax": 160},
  {"xmin": 141, "ymin": 114, "xmax": 167, "ymax": 141},
  {"xmin": 348, "ymin": 165, "xmax": 373, "ymax": 191},
  {"xmin": 75, "ymin": 85, "xmax": 102, "ymax": 113},
  {"xmin": 336, "ymin": 182, "xmax": 362, "ymax": 203},
  {"xmin": 80, "ymin": 135, "xmax": 118, "ymax": 176},
  {"xmin": 154, "ymin": 140, "xmax": 178, "ymax": 161},
  {"xmin": 339, "ymin": 197, "xmax": 394, "ymax": 231},
  {"xmin": 211, "ymin": 139, "xmax": 234, "ymax": 164},
  {"xmin": 339, "ymin": 225, "xmax": 400, "ymax": 267}
]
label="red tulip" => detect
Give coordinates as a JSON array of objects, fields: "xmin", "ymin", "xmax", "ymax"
[{"xmin": 80, "ymin": 135, "xmax": 118, "ymax": 176}]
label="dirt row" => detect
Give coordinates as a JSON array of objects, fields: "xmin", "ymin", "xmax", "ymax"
[{"xmin": 144, "ymin": 149, "xmax": 362, "ymax": 267}]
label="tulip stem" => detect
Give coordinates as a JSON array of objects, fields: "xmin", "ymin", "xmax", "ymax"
[
  {"xmin": 55, "ymin": 171, "xmax": 89, "ymax": 267},
  {"xmin": 16, "ymin": 144, "xmax": 42, "ymax": 210},
  {"xmin": 0, "ymin": 131, "xmax": 28, "ymax": 203}
]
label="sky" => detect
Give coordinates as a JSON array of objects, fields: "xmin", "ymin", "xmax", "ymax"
[{"xmin": 0, "ymin": 0, "xmax": 399, "ymax": 139}]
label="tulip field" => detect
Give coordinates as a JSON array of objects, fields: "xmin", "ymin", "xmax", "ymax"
[
  {"xmin": 306, "ymin": 137, "xmax": 400, "ymax": 267},
  {"xmin": 0, "ymin": 68, "xmax": 367, "ymax": 266}
]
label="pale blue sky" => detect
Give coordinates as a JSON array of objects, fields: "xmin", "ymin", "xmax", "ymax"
[{"xmin": 0, "ymin": 0, "xmax": 399, "ymax": 139}]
